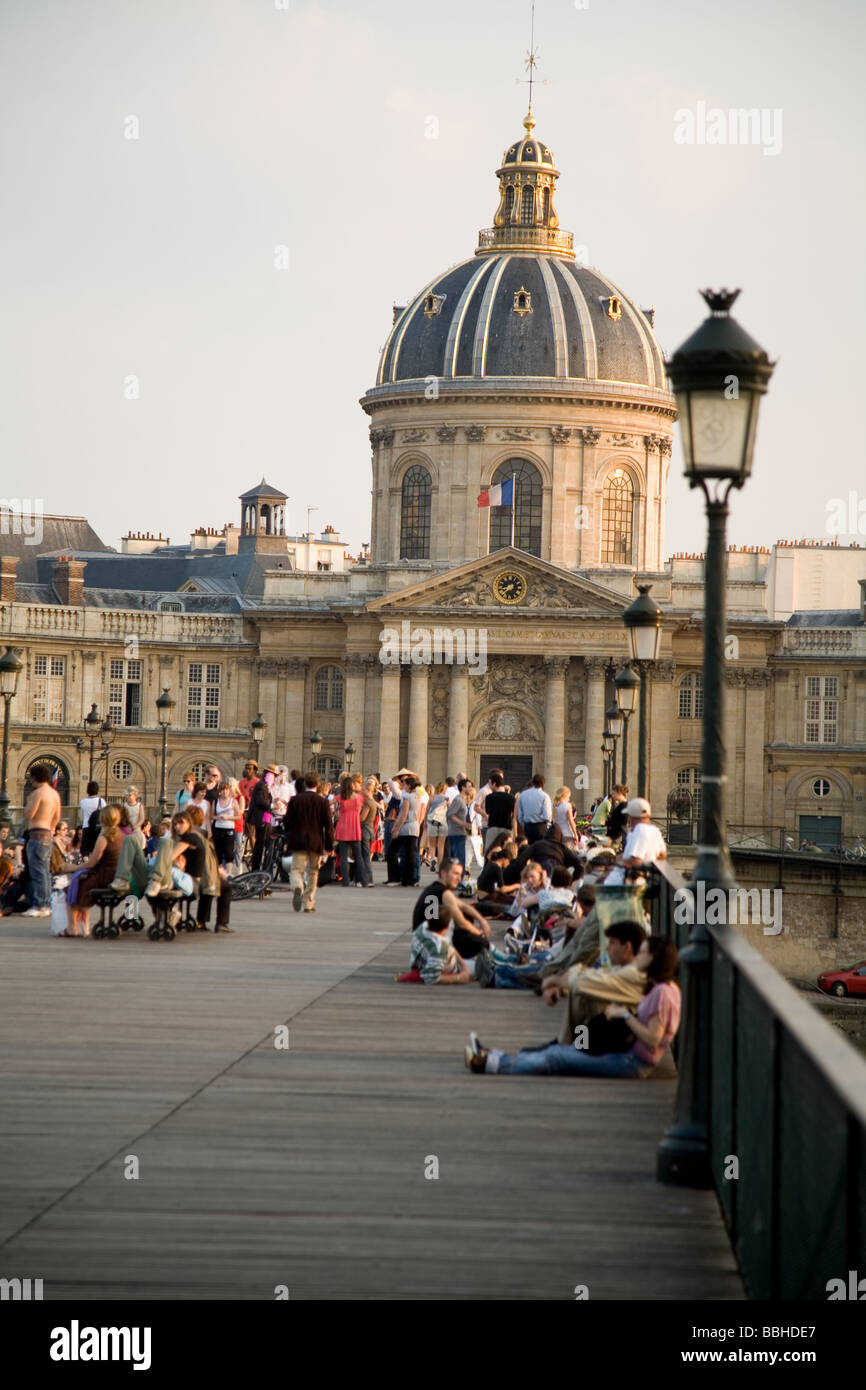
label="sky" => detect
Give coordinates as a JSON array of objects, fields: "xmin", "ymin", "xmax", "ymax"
[{"xmin": 1, "ymin": 0, "xmax": 864, "ymax": 559}]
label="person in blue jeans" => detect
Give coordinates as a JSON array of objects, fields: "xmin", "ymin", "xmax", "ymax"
[
  {"xmin": 445, "ymin": 780, "xmax": 473, "ymax": 873},
  {"xmin": 464, "ymin": 936, "xmax": 681, "ymax": 1076}
]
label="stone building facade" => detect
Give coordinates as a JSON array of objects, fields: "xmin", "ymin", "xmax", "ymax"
[{"xmin": 0, "ymin": 112, "xmax": 863, "ymax": 847}]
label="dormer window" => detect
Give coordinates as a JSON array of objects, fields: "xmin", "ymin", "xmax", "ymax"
[
  {"xmin": 608, "ymin": 295, "xmax": 622, "ymax": 321},
  {"xmin": 424, "ymin": 292, "xmax": 445, "ymax": 318},
  {"xmin": 513, "ymin": 286, "xmax": 532, "ymax": 317}
]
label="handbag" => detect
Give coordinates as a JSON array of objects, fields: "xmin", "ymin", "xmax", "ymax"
[{"xmin": 585, "ymin": 1011, "xmax": 634, "ymax": 1056}]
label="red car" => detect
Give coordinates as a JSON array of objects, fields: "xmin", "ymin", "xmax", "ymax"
[{"xmin": 817, "ymin": 961, "xmax": 866, "ymax": 998}]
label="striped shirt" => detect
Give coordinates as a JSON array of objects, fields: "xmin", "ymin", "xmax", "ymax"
[{"xmin": 410, "ymin": 923, "xmax": 460, "ymax": 985}]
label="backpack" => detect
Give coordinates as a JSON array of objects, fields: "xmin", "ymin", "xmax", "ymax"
[{"xmin": 81, "ymin": 800, "xmax": 105, "ymax": 855}]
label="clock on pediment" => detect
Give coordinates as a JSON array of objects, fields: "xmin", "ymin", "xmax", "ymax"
[{"xmin": 493, "ymin": 569, "xmax": 527, "ymax": 605}]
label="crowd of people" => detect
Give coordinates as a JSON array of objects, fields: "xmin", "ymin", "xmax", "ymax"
[{"xmin": 1, "ymin": 758, "xmax": 679, "ymax": 1080}]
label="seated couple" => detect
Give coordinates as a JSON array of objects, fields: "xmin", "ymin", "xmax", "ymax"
[
  {"xmin": 113, "ymin": 806, "xmax": 233, "ymax": 933},
  {"xmin": 465, "ymin": 926, "xmax": 680, "ymax": 1076},
  {"xmin": 405, "ymin": 859, "xmax": 495, "ymax": 985}
]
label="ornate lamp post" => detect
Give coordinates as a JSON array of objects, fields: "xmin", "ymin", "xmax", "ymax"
[
  {"xmin": 0, "ymin": 647, "xmax": 23, "ymax": 830},
  {"xmin": 657, "ymin": 288, "xmax": 774, "ymax": 1188},
  {"xmin": 83, "ymin": 703, "xmax": 103, "ymax": 783},
  {"xmin": 345, "ymin": 742, "xmax": 355, "ymax": 775},
  {"xmin": 614, "ymin": 665, "xmax": 639, "ymax": 786},
  {"xmin": 601, "ymin": 731, "xmax": 615, "ymax": 798},
  {"xmin": 250, "ymin": 713, "xmax": 266, "ymax": 762},
  {"xmin": 309, "ymin": 729, "xmax": 322, "ymax": 772},
  {"xmin": 98, "ymin": 715, "xmax": 116, "ymax": 789},
  {"xmin": 622, "ymin": 587, "xmax": 662, "ymax": 799},
  {"xmin": 156, "ymin": 688, "xmax": 175, "ymax": 815}
]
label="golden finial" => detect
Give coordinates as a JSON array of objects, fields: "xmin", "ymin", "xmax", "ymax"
[{"xmin": 523, "ymin": 108, "xmax": 536, "ymax": 135}]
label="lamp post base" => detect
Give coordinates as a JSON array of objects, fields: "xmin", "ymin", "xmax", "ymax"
[{"xmin": 657, "ymin": 1128, "xmax": 713, "ymax": 1188}]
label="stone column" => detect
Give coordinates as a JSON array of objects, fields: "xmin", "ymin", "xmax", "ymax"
[
  {"xmin": 447, "ymin": 666, "xmax": 470, "ymax": 776},
  {"xmin": 743, "ymin": 670, "xmax": 771, "ymax": 828},
  {"xmin": 256, "ymin": 659, "xmax": 280, "ymax": 768},
  {"xmin": 79, "ymin": 650, "xmax": 100, "ymax": 722},
  {"xmin": 543, "ymin": 656, "xmax": 569, "ymax": 791},
  {"xmin": 648, "ymin": 660, "xmax": 676, "ymax": 811},
  {"xmin": 407, "ymin": 664, "xmax": 430, "ymax": 782},
  {"xmin": 344, "ymin": 656, "xmax": 368, "ymax": 769},
  {"xmin": 576, "ymin": 428, "xmax": 601, "ymax": 567},
  {"xmin": 583, "ymin": 657, "xmax": 607, "ymax": 812},
  {"xmin": 378, "ymin": 664, "xmax": 402, "ymax": 779},
  {"xmin": 283, "ymin": 657, "xmax": 308, "ymax": 772}
]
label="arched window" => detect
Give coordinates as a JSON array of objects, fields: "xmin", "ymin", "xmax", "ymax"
[
  {"xmin": 676, "ymin": 767, "xmax": 702, "ymax": 824},
  {"xmin": 314, "ymin": 665, "xmax": 344, "ymax": 712},
  {"xmin": 520, "ymin": 184, "xmax": 535, "ymax": 225},
  {"xmin": 399, "ymin": 465, "xmax": 432, "ymax": 560},
  {"xmin": 504, "ymin": 185, "xmax": 515, "ymax": 220},
  {"xmin": 678, "ymin": 673, "xmax": 704, "ymax": 719},
  {"xmin": 601, "ymin": 468, "xmax": 635, "ymax": 564},
  {"xmin": 541, "ymin": 186, "xmax": 550, "ymax": 224},
  {"xmin": 488, "ymin": 458, "xmax": 542, "ymax": 557}
]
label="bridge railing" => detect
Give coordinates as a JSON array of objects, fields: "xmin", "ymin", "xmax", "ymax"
[{"xmin": 646, "ymin": 858, "xmax": 866, "ymax": 1299}]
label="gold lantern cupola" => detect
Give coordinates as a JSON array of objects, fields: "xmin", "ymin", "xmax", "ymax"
[{"xmin": 476, "ymin": 109, "xmax": 574, "ymax": 260}]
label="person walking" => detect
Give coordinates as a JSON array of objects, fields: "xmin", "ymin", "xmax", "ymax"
[
  {"xmin": 334, "ymin": 774, "xmax": 371, "ymax": 887},
  {"xmin": 553, "ymin": 787, "xmax": 579, "ymax": 848},
  {"xmin": 445, "ymin": 778, "xmax": 473, "ymax": 874},
  {"xmin": 425, "ymin": 781, "xmax": 448, "ymax": 871},
  {"xmin": 283, "ymin": 772, "xmax": 334, "ymax": 912},
  {"xmin": 517, "ymin": 774, "xmax": 553, "ymax": 842},
  {"xmin": 23, "ymin": 764, "xmax": 61, "ymax": 917},
  {"xmin": 248, "ymin": 766, "xmax": 276, "ymax": 871},
  {"xmin": 387, "ymin": 775, "xmax": 422, "ymax": 887},
  {"xmin": 358, "ymin": 776, "xmax": 380, "ymax": 887}
]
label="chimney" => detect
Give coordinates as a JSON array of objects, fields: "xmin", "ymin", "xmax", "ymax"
[
  {"xmin": 52, "ymin": 555, "xmax": 86, "ymax": 606},
  {"xmin": 0, "ymin": 555, "xmax": 18, "ymax": 603}
]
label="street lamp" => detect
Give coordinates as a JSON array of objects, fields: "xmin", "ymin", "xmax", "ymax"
[
  {"xmin": 0, "ymin": 646, "xmax": 23, "ymax": 830},
  {"xmin": 614, "ymin": 664, "xmax": 640, "ymax": 786},
  {"xmin": 309, "ymin": 729, "xmax": 322, "ymax": 771},
  {"xmin": 657, "ymin": 287, "xmax": 774, "ymax": 1189},
  {"xmin": 622, "ymin": 585, "xmax": 662, "ymax": 799},
  {"xmin": 250, "ymin": 713, "xmax": 266, "ymax": 762},
  {"xmin": 601, "ymin": 728, "xmax": 617, "ymax": 798},
  {"xmin": 99, "ymin": 715, "xmax": 116, "ymax": 786},
  {"xmin": 156, "ymin": 688, "xmax": 175, "ymax": 815},
  {"xmin": 345, "ymin": 742, "xmax": 355, "ymax": 775},
  {"xmin": 83, "ymin": 703, "xmax": 103, "ymax": 783}
]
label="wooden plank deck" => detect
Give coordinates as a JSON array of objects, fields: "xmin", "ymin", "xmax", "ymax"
[{"xmin": 0, "ymin": 867, "xmax": 743, "ymax": 1300}]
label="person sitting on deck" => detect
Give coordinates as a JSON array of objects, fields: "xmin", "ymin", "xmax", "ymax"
[
  {"xmin": 411, "ymin": 859, "xmax": 491, "ymax": 964},
  {"xmin": 464, "ymin": 935, "xmax": 680, "ymax": 1076},
  {"xmin": 541, "ymin": 919, "xmax": 648, "ymax": 1042}
]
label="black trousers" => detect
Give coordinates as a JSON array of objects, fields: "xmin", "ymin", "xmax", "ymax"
[
  {"xmin": 386, "ymin": 835, "xmax": 418, "ymax": 886},
  {"xmin": 453, "ymin": 924, "xmax": 487, "ymax": 959},
  {"xmin": 251, "ymin": 824, "xmax": 268, "ymax": 871},
  {"xmin": 196, "ymin": 881, "xmax": 232, "ymax": 928},
  {"xmin": 212, "ymin": 827, "xmax": 235, "ymax": 867},
  {"xmin": 524, "ymin": 822, "xmax": 550, "ymax": 842}
]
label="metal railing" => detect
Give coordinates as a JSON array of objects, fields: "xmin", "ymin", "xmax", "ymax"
[
  {"xmin": 476, "ymin": 226, "xmax": 575, "ymax": 255},
  {"xmin": 727, "ymin": 825, "xmax": 866, "ymax": 862},
  {"xmin": 647, "ymin": 858, "xmax": 866, "ymax": 1299}
]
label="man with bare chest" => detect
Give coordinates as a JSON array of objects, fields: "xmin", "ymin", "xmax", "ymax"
[{"xmin": 24, "ymin": 764, "xmax": 61, "ymax": 917}]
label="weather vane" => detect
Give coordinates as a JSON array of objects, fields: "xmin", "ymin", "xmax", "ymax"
[{"xmin": 516, "ymin": 2, "xmax": 546, "ymax": 109}]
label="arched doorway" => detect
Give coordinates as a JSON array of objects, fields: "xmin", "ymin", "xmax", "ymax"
[{"xmin": 24, "ymin": 755, "xmax": 71, "ymax": 808}]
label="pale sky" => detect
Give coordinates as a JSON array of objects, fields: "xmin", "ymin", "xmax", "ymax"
[{"xmin": 2, "ymin": 0, "xmax": 864, "ymax": 561}]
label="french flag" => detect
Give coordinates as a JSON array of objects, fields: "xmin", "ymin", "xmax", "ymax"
[{"xmin": 477, "ymin": 478, "xmax": 514, "ymax": 509}]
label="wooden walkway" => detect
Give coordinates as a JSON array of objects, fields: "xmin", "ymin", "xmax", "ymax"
[{"xmin": 0, "ymin": 867, "xmax": 742, "ymax": 1300}]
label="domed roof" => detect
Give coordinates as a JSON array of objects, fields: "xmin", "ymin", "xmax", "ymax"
[
  {"xmin": 374, "ymin": 112, "xmax": 668, "ymax": 392},
  {"xmin": 377, "ymin": 254, "xmax": 666, "ymax": 389}
]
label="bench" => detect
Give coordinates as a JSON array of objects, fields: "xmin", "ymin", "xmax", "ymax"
[{"xmin": 90, "ymin": 888, "xmax": 144, "ymax": 939}]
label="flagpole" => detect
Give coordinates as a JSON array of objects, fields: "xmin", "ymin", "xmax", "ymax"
[{"xmin": 510, "ymin": 472, "xmax": 516, "ymax": 548}]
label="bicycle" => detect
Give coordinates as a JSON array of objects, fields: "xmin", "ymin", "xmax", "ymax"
[{"xmin": 843, "ymin": 836, "xmax": 866, "ymax": 863}]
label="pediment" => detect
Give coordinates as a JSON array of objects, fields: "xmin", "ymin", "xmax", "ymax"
[{"xmin": 366, "ymin": 549, "xmax": 630, "ymax": 616}]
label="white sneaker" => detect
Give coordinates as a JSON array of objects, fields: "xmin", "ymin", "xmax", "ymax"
[{"xmin": 24, "ymin": 907, "xmax": 46, "ymax": 917}]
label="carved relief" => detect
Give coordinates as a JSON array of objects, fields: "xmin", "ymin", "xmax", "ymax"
[
  {"xmin": 643, "ymin": 434, "xmax": 661, "ymax": 452},
  {"xmin": 284, "ymin": 657, "xmax": 310, "ymax": 679},
  {"xmin": 567, "ymin": 684, "xmax": 585, "ymax": 730},
  {"xmin": 580, "ymin": 427, "xmax": 601, "ymax": 445},
  {"xmin": 469, "ymin": 657, "xmax": 547, "ymax": 719},
  {"xmin": 608, "ymin": 433, "xmax": 634, "ymax": 447},
  {"xmin": 584, "ymin": 656, "xmax": 608, "ymax": 678},
  {"xmin": 658, "ymin": 438, "xmax": 672, "ymax": 457},
  {"xmin": 439, "ymin": 577, "xmax": 493, "ymax": 608},
  {"xmin": 652, "ymin": 660, "xmax": 677, "ymax": 682},
  {"xmin": 430, "ymin": 670, "xmax": 450, "ymax": 735},
  {"xmin": 474, "ymin": 706, "xmax": 538, "ymax": 741},
  {"xmin": 726, "ymin": 667, "xmax": 773, "ymax": 688},
  {"xmin": 550, "ymin": 426, "xmax": 572, "ymax": 443},
  {"xmin": 437, "ymin": 425, "xmax": 457, "ymax": 443},
  {"xmin": 496, "ymin": 427, "xmax": 536, "ymax": 442},
  {"xmin": 402, "ymin": 428, "xmax": 428, "ymax": 444},
  {"xmin": 465, "ymin": 424, "xmax": 487, "ymax": 442},
  {"xmin": 544, "ymin": 655, "xmax": 571, "ymax": 678}
]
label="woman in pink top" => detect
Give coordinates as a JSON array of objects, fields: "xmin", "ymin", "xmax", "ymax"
[
  {"xmin": 465, "ymin": 936, "xmax": 681, "ymax": 1076},
  {"xmin": 334, "ymin": 774, "xmax": 371, "ymax": 887}
]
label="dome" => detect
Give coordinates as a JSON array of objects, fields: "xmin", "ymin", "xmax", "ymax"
[
  {"xmin": 377, "ymin": 254, "xmax": 665, "ymax": 389},
  {"xmin": 375, "ymin": 112, "xmax": 667, "ymax": 392}
]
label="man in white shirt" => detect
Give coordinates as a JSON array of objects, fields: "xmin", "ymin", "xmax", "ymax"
[
  {"xmin": 605, "ymin": 798, "xmax": 667, "ymax": 884},
  {"xmin": 79, "ymin": 780, "xmax": 105, "ymax": 828}
]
